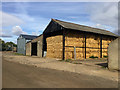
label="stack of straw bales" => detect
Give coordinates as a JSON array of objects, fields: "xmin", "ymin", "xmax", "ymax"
[
  {"xmin": 86, "ymin": 34, "xmax": 100, "ymax": 58},
  {"xmin": 46, "ymin": 31, "xmax": 113, "ymax": 60},
  {"xmin": 65, "ymin": 32, "xmax": 84, "ymax": 59},
  {"xmin": 102, "ymin": 37, "xmax": 112, "ymax": 57},
  {"xmin": 46, "ymin": 35, "xmax": 63, "ymax": 59}
]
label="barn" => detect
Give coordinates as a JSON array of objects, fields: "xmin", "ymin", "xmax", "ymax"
[
  {"xmin": 26, "ymin": 34, "xmax": 43, "ymax": 57},
  {"xmin": 17, "ymin": 34, "xmax": 38, "ymax": 55},
  {"xmin": 43, "ymin": 19, "xmax": 118, "ymax": 60}
]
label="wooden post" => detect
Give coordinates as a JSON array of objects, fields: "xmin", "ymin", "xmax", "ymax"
[
  {"xmin": 31, "ymin": 43, "xmax": 32, "ymax": 56},
  {"xmin": 100, "ymin": 35, "xmax": 102, "ymax": 58},
  {"xmin": 85, "ymin": 33, "xmax": 86, "ymax": 59},
  {"xmin": 62, "ymin": 29, "xmax": 65, "ymax": 60},
  {"xmin": 74, "ymin": 46, "xmax": 76, "ymax": 60},
  {"xmin": 42, "ymin": 35, "xmax": 44, "ymax": 57}
]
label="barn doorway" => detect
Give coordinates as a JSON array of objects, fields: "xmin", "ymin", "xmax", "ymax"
[{"xmin": 31, "ymin": 42, "xmax": 37, "ymax": 56}]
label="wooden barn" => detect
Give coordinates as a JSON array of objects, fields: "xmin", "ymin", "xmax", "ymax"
[
  {"xmin": 43, "ymin": 19, "xmax": 118, "ymax": 60},
  {"xmin": 26, "ymin": 34, "xmax": 43, "ymax": 57}
]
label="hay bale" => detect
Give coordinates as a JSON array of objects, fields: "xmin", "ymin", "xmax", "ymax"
[{"xmin": 46, "ymin": 35, "xmax": 63, "ymax": 59}]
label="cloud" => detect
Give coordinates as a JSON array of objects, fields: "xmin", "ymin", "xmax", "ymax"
[
  {"xmin": 88, "ymin": 3, "xmax": 118, "ymax": 28},
  {"xmin": 0, "ymin": 33, "xmax": 12, "ymax": 38},
  {"xmin": 1, "ymin": 11, "xmax": 24, "ymax": 27},
  {"xmin": 32, "ymin": 32, "xmax": 38, "ymax": 36},
  {"xmin": 12, "ymin": 26, "xmax": 27, "ymax": 36},
  {"xmin": 0, "ymin": 29, "xmax": 12, "ymax": 38},
  {"xmin": 93, "ymin": 23, "xmax": 107, "ymax": 30}
]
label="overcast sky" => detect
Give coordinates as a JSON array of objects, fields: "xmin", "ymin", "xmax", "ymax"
[{"xmin": 0, "ymin": 2, "xmax": 118, "ymax": 43}]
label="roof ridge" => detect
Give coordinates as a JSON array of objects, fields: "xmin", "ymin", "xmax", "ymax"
[
  {"xmin": 52, "ymin": 19, "xmax": 117, "ymax": 37},
  {"xmin": 20, "ymin": 34, "xmax": 38, "ymax": 37},
  {"xmin": 53, "ymin": 19, "xmax": 107, "ymax": 31}
]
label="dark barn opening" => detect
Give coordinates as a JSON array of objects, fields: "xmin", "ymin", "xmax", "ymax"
[{"xmin": 31, "ymin": 42, "xmax": 37, "ymax": 56}]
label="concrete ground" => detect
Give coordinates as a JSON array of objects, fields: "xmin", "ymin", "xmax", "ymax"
[
  {"xmin": 2, "ymin": 51, "xmax": 119, "ymax": 88},
  {"xmin": 2, "ymin": 51, "xmax": 118, "ymax": 82},
  {"xmin": 2, "ymin": 57, "xmax": 118, "ymax": 88}
]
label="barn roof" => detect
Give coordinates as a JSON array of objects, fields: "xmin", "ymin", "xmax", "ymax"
[
  {"xmin": 52, "ymin": 19, "xmax": 118, "ymax": 37},
  {"xmin": 19, "ymin": 34, "xmax": 38, "ymax": 40}
]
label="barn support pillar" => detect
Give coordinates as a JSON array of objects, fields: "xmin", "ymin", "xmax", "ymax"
[
  {"xmin": 62, "ymin": 29, "xmax": 65, "ymax": 60},
  {"xmin": 74, "ymin": 46, "xmax": 76, "ymax": 60},
  {"xmin": 85, "ymin": 33, "xmax": 86, "ymax": 59},
  {"xmin": 100, "ymin": 35, "xmax": 102, "ymax": 58},
  {"xmin": 42, "ymin": 34, "xmax": 45, "ymax": 57}
]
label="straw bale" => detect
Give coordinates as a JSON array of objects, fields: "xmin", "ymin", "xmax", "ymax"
[
  {"xmin": 65, "ymin": 51, "xmax": 73, "ymax": 60},
  {"xmin": 46, "ymin": 35, "xmax": 63, "ymax": 59},
  {"xmin": 46, "ymin": 30, "xmax": 114, "ymax": 60}
]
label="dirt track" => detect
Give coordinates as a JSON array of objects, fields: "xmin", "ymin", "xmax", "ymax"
[{"xmin": 3, "ymin": 59, "xmax": 118, "ymax": 88}]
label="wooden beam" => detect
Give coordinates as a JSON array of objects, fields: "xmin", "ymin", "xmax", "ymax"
[
  {"xmin": 62, "ymin": 29, "xmax": 65, "ymax": 60},
  {"xmin": 65, "ymin": 46, "xmax": 107, "ymax": 49},
  {"xmin": 100, "ymin": 35, "xmax": 102, "ymax": 58},
  {"xmin": 31, "ymin": 42, "xmax": 32, "ymax": 56},
  {"xmin": 42, "ymin": 34, "xmax": 45, "ymax": 57},
  {"xmin": 85, "ymin": 33, "xmax": 86, "ymax": 59}
]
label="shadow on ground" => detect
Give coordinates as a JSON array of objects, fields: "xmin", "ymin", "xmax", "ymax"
[{"xmin": 96, "ymin": 63, "xmax": 108, "ymax": 68}]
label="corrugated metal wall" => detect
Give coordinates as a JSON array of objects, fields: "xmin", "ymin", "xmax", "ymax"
[{"xmin": 17, "ymin": 38, "xmax": 26, "ymax": 55}]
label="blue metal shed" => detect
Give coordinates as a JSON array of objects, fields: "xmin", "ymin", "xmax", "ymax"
[{"xmin": 17, "ymin": 34, "xmax": 38, "ymax": 55}]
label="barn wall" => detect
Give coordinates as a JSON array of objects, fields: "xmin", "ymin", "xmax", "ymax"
[
  {"xmin": 36, "ymin": 36, "xmax": 43, "ymax": 57},
  {"xmin": 108, "ymin": 38, "xmax": 119, "ymax": 70},
  {"xmin": 65, "ymin": 30, "xmax": 113, "ymax": 60},
  {"xmin": 26, "ymin": 35, "xmax": 43, "ymax": 57},
  {"xmin": 26, "ymin": 42, "xmax": 31, "ymax": 56},
  {"xmin": 17, "ymin": 38, "xmax": 26, "ymax": 55},
  {"xmin": 46, "ymin": 35, "xmax": 63, "ymax": 59}
]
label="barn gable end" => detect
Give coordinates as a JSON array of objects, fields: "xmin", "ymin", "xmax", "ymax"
[{"xmin": 43, "ymin": 19, "xmax": 118, "ymax": 60}]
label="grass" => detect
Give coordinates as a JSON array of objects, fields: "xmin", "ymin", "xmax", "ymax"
[
  {"xmin": 65, "ymin": 59, "xmax": 72, "ymax": 62},
  {"xmin": 103, "ymin": 55, "xmax": 108, "ymax": 58},
  {"xmin": 14, "ymin": 53, "xmax": 24, "ymax": 56},
  {"xmin": 101, "ymin": 66, "xmax": 107, "ymax": 69},
  {"xmin": 73, "ymin": 62, "xmax": 82, "ymax": 64},
  {"xmin": 89, "ymin": 56, "xmax": 98, "ymax": 59}
]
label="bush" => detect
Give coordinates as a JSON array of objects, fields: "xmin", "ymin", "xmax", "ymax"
[
  {"xmin": 89, "ymin": 56, "xmax": 98, "ymax": 58},
  {"xmin": 14, "ymin": 53, "xmax": 24, "ymax": 56},
  {"xmin": 103, "ymin": 55, "xmax": 108, "ymax": 58},
  {"xmin": 65, "ymin": 59, "xmax": 72, "ymax": 62}
]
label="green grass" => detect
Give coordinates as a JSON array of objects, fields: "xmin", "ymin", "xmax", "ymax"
[
  {"xmin": 65, "ymin": 59, "xmax": 72, "ymax": 62},
  {"xmin": 89, "ymin": 56, "xmax": 98, "ymax": 59},
  {"xmin": 14, "ymin": 53, "xmax": 24, "ymax": 56},
  {"xmin": 73, "ymin": 62, "xmax": 82, "ymax": 64},
  {"xmin": 103, "ymin": 55, "xmax": 108, "ymax": 58},
  {"xmin": 101, "ymin": 66, "xmax": 107, "ymax": 69}
]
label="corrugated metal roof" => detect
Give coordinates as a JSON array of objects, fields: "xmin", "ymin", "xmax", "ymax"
[
  {"xmin": 52, "ymin": 19, "xmax": 118, "ymax": 37},
  {"xmin": 19, "ymin": 34, "xmax": 38, "ymax": 40}
]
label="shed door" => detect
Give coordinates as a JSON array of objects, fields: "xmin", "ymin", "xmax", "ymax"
[{"xmin": 31, "ymin": 42, "xmax": 37, "ymax": 56}]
